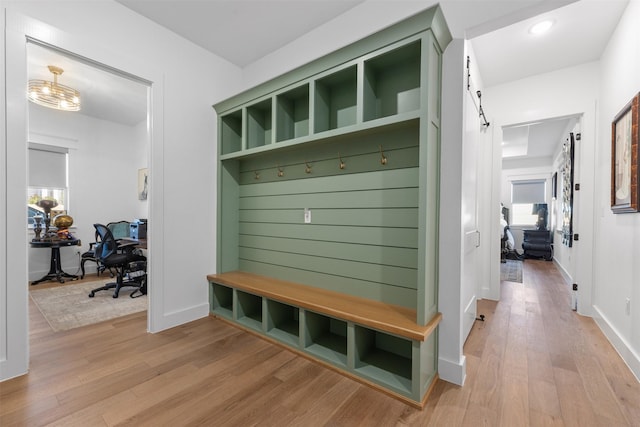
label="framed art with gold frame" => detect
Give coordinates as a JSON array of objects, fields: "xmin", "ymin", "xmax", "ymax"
[{"xmin": 611, "ymin": 93, "xmax": 639, "ymax": 213}]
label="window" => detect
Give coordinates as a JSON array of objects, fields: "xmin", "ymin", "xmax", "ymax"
[
  {"xmin": 28, "ymin": 144, "xmax": 68, "ymax": 225},
  {"xmin": 511, "ymin": 179, "xmax": 546, "ymax": 226}
]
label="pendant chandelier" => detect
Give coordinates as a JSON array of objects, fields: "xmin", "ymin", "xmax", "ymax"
[{"xmin": 28, "ymin": 65, "xmax": 81, "ymax": 111}]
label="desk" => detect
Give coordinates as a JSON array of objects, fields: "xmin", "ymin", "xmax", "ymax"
[
  {"xmin": 119, "ymin": 238, "xmax": 147, "ymax": 249},
  {"xmin": 30, "ymin": 239, "xmax": 82, "ymax": 285}
]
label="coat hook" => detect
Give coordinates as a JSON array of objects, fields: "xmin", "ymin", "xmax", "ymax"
[
  {"xmin": 379, "ymin": 145, "xmax": 387, "ymax": 165},
  {"xmin": 338, "ymin": 153, "xmax": 345, "ymax": 170},
  {"xmin": 277, "ymin": 165, "xmax": 284, "ymax": 177},
  {"xmin": 254, "ymin": 171, "xmax": 260, "ymax": 180},
  {"xmin": 305, "ymin": 161, "xmax": 312, "ymax": 174}
]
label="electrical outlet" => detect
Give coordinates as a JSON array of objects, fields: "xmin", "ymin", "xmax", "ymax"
[
  {"xmin": 304, "ymin": 208, "xmax": 311, "ymax": 224},
  {"xmin": 626, "ymin": 298, "xmax": 631, "ymax": 316}
]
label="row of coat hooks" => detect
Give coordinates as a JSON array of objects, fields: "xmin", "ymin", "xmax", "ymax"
[{"xmin": 254, "ymin": 145, "xmax": 388, "ymax": 180}]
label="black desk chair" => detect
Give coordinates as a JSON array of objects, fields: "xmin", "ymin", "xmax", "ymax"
[
  {"xmin": 88, "ymin": 223, "xmax": 147, "ymax": 298},
  {"xmin": 80, "ymin": 220, "xmax": 131, "ymax": 279}
]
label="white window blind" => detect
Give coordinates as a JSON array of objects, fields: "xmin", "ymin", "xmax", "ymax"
[
  {"xmin": 28, "ymin": 145, "xmax": 68, "ymax": 188},
  {"xmin": 511, "ymin": 180, "xmax": 545, "ymax": 204}
]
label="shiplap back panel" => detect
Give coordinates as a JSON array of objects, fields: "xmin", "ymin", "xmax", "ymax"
[{"xmin": 235, "ymin": 122, "xmax": 419, "ymax": 308}]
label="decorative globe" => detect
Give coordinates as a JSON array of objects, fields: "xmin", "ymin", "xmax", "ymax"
[{"xmin": 53, "ymin": 214, "xmax": 73, "ymax": 229}]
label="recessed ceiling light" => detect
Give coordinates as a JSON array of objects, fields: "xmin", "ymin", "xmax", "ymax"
[{"xmin": 529, "ymin": 20, "xmax": 554, "ymax": 35}]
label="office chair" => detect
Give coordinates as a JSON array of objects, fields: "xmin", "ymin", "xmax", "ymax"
[
  {"xmin": 88, "ymin": 223, "xmax": 147, "ymax": 298},
  {"xmin": 80, "ymin": 220, "xmax": 133, "ymax": 279}
]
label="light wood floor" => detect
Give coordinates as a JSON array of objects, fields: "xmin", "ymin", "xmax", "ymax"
[{"xmin": 2, "ymin": 260, "xmax": 639, "ymax": 426}]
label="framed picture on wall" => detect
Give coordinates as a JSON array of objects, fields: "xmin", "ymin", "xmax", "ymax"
[
  {"xmin": 138, "ymin": 168, "xmax": 148, "ymax": 200},
  {"xmin": 611, "ymin": 92, "xmax": 639, "ymax": 213}
]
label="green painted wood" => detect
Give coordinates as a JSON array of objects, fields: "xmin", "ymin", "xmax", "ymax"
[
  {"xmin": 218, "ymin": 160, "xmax": 240, "ymax": 273},
  {"xmin": 213, "ymin": 6, "xmax": 450, "ymax": 114},
  {"xmin": 314, "ymin": 65, "xmax": 358, "ymax": 133},
  {"xmin": 416, "ymin": 32, "xmax": 441, "ymax": 326},
  {"xmin": 239, "ymin": 187, "xmax": 418, "ymax": 210},
  {"xmin": 353, "ymin": 325, "xmax": 413, "ymax": 395},
  {"xmin": 240, "ymin": 167, "xmax": 418, "ymax": 197},
  {"xmin": 212, "ymin": 7, "xmax": 450, "ymax": 405},
  {"xmin": 238, "ymin": 121, "xmax": 419, "ymax": 176},
  {"xmin": 363, "ymin": 40, "xmax": 421, "ymax": 122},
  {"xmin": 239, "ymin": 223, "xmax": 417, "ymax": 248},
  {"xmin": 221, "ymin": 110, "xmax": 243, "ymax": 155},
  {"xmin": 221, "ymin": 113, "xmax": 421, "ymax": 161},
  {"xmin": 239, "ymin": 247, "xmax": 417, "ymax": 289},
  {"xmin": 247, "ymin": 98, "xmax": 272, "ymax": 149},
  {"xmin": 276, "ymin": 84, "xmax": 309, "ymax": 142},
  {"xmin": 235, "ymin": 290, "xmax": 263, "ymax": 331},
  {"xmin": 239, "ymin": 207, "xmax": 417, "ymax": 228},
  {"xmin": 239, "ymin": 235, "xmax": 417, "ymax": 269},
  {"xmin": 239, "ymin": 260, "xmax": 417, "ymax": 308}
]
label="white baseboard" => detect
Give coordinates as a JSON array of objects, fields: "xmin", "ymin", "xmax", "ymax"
[
  {"xmin": 552, "ymin": 258, "xmax": 572, "ymax": 285},
  {"xmin": 150, "ymin": 302, "xmax": 209, "ymax": 333},
  {"xmin": 592, "ymin": 305, "xmax": 640, "ymax": 382},
  {"xmin": 438, "ymin": 355, "xmax": 466, "ymax": 386}
]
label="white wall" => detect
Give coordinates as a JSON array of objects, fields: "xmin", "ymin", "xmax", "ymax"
[
  {"xmin": 437, "ymin": 39, "xmax": 490, "ymax": 385},
  {"xmin": 593, "ymin": 0, "xmax": 640, "ymax": 379},
  {"xmin": 550, "ymin": 120, "xmax": 580, "ymax": 284},
  {"xmin": 1, "ymin": 0, "xmax": 242, "ymax": 380},
  {"xmin": 27, "ymin": 106, "xmax": 146, "ymax": 281}
]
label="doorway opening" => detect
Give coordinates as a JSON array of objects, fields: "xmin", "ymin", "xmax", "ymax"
[
  {"xmin": 26, "ymin": 40, "xmax": 151, "ymax": 332},
  {"xmin": 499, "ymin": 114, "xmax": 581, "ymax": 283}
]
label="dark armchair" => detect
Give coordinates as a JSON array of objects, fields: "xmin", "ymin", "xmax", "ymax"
[{"xmin": 88, "ymin": 223, "xmax": 147, "ymax": 298}]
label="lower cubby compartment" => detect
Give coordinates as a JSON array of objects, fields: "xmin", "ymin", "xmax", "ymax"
[
  {"xmin": 304, "ymin": 311, "xmax": 348, "ymax": 368},
  {"xmin": 211, "ymin": 282, "xmax": 233, "ymax": 319},
  {"xmin": 354, "ymin": 325, "xmax": 413, "ymax": 394},
  {"xmin": 266, "ymin": 299, "xmax": 300, "ymax": 346},
  {"xmin": 236, "ymin": 290, "xmax": 263, "ymax": 331}
]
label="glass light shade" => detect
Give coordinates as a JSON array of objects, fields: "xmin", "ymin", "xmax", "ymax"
[{"xmin": 28, "ymin": 65, "xmax": 81, "ymax": 112}]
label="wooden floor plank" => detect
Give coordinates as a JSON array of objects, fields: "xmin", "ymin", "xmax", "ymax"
[{"xmin": 1, "ymin": 263, "xmax": 639, "ymax": 425}]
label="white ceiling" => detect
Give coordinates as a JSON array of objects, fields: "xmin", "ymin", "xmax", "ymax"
[
  {"xmin": 470, "ymin": 0, "xmax": 628, "ymax": 87},
  {"xmin": 27, "ymin": 0, "xmax": 629, "ymax": 161},
  {"xmin": 116, "ymin": 0, "xmax": 365, "ymax": 68},
  {"xmin": 469, "ymin": 0, "xmax": 628, "ymax": 160},
  {"xmin": 27, "ymin": 43, "xmax": 148, "ymax": 126}
]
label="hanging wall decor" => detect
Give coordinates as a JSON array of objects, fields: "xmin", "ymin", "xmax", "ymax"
[
  {"xmin": 561, "ymin": 133, "xmax": 575, "ymax": 247},
  {"xmin": 138, "ymin": 168, "xmax": 148, "ymax": 200},
  {"xmin": 611, "ymin": 92, "xmax": 639, "ymax": 213}
]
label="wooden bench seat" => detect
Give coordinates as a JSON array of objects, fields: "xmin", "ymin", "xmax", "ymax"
[{"xmin": 207, "ymin": 271, "xmax": 441, "ymax": 341}]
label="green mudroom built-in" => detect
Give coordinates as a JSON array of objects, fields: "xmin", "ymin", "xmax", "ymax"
[{"xmin": 208, "ymin": 5, "xmax": 452, "ymax": 408}]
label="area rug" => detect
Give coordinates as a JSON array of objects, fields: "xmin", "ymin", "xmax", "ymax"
[
  {"xmin": 30, "ymin": 279, "xmax": 147, "ymax": 332},
  {"xmin": 501, "ymin": 259, "xmax": 523, "ymax": 283}
]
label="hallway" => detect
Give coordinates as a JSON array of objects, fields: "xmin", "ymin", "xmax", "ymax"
[
  {"xmin": 1, "ymin": 260, "xmax": 639, "ymax": 425},
  {"xmin": 422, "ymin": 259, "xmax": 640, "ymax": 425}
]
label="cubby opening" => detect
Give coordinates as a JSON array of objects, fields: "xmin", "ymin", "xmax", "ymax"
[
  {"xmin": 276, "ymin": 84, "xmax": 309, "ymax": 142},
  {"xmin": 236, "ymin": 290, "xmax": 263, "ymax": 331},
  {"xmin": 211, "ymin": 283, "xmax": 233, "ymax": 319},
  {"xmin": 221, "ymin": 110, "xmax": 243, "ymax": 154},
  {"xmin": 354, "ymin": 326, "xmax": 412, "ymax": 393},
  {"xmin": 363, "ymin": 41, "xmax": 421, "ymax": 122},
  {"xmin": 314, "ymin": 65, "xmax": 357, "ymax": 133},
  {"xmin": 304, "ymin": 311, "xmax": 347, "ymax": 367},
  {"xmin": 247, "ymin": 99, "xmax": 272, "ymax": 149},
  {"xmin": 266, "ymin": 300, "xmax": 300, "ymax": 346}
]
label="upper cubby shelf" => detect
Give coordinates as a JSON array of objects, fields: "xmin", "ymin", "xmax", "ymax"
[
  {"xmin": 363, "ymin": 40, "xmax": 421, "ymax": 122},
  {"xmin": 276, "ymin": 84, "xmax": 309, "ymax": 143},
  {"xmin": 214, "ymin": 5, "xmax": 452, "ymax": 161},
  {"xmin": 314, "ymin": 65, "xmax": 357, "ymax": 133}
]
